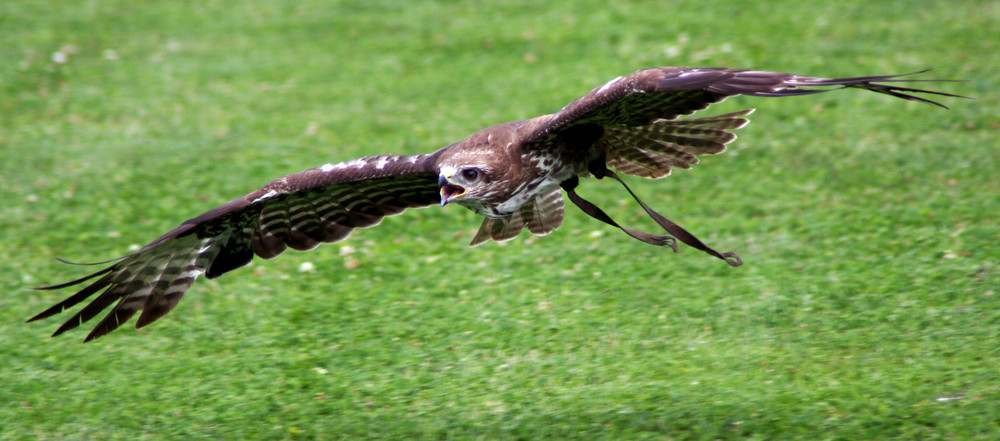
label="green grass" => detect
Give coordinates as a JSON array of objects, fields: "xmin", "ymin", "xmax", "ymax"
[{"xmin": 2, "ymin": 0, "xmax": 998, "ymax": 439}]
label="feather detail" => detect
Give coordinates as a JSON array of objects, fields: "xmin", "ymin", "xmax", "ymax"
[
  {"xmin": 469, "ymin": 187, "xmax": 565, "ymax": 246},
  {"xmin": 30, "ymin": 153, "xmax": 441, "ymax": 341},
  {"xmin": 604, "ymin": 109, "xmax": 753, "ymax": 179},
  {"xmin": 523, "ymin": 187, "xmax": 565, "ymax": 236}
]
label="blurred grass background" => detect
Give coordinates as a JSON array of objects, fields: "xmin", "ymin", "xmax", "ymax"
[{"xmin": 1, "ymin": 0, "xmax": 997, "ymax": 439}]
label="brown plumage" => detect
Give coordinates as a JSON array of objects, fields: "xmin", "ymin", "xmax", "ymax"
[{"xmin": 28, "ymin": 66, "xmax": 964, "ymax": 341}]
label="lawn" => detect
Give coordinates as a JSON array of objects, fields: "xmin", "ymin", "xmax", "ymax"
[{"xmin": 1, "ymin": 0, "xmax": 998, "ymax": 439}]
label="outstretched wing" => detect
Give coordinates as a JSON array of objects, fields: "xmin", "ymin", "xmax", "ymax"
[
  {"xmin": 546, "ymin": 67, "xmax": 962, "ymax": 130},
  {"xmin": 28, "ymin": 152, "xmax": 443, "ymax": 341},
  {"xmin": 514, "ymin": 67, "xmax": 963, "ymax": 266},
  {"xmin": 525, "ymin": 67, "xmax": 964, "ymax": 179}
]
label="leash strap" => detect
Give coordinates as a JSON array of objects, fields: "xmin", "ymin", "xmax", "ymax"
[{"xmin": 560, "ymin": 170, "xmax": 742, "ymax": 267}]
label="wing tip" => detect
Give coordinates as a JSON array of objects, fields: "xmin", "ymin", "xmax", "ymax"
[{"xmin": 34, "ymin": 265, "xmax": 116, "ymax": 291}]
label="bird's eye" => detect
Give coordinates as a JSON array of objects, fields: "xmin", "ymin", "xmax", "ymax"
[{"xmin": 461, "ymin": 168, "xmax": 480, "ymax": 181}]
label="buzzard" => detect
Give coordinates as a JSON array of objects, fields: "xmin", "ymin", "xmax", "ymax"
[{"xmin": 28, "ymin": 66, "xmax": 962, "ymax": 342}]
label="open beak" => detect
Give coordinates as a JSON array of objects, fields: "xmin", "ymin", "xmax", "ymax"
[{"xmin": 438, "ymin": 175, "xmax": 465, "ymax": 206}]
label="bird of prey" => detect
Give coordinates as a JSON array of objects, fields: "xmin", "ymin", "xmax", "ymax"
[{"xmin": 28, "ymin": 66, "xmax": 963, "ymax": 342}]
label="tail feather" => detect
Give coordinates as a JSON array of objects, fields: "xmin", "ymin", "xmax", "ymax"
[
  {"xmin": 470, "ymin": 188, "xmax": 565, "ymax": 246},
  {"xmin": 523, "ymin": 188, "xmax": 565, "ymax": 236}
]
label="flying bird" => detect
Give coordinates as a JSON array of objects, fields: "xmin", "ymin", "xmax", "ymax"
[{"xmin": 28, "ymin": 66, "xmax": 963, "ymax": 342}]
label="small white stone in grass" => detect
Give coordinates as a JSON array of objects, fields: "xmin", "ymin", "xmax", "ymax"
[
  {"xmin": 298, "ymin": 261, "xmax": 316, "ymax": 273},
  {"xmin": 128, "ymin": 244, "xmax": 141, "ymax": 252},
  {"xmin": 338, "ymin": 245, "xmax": 356, "ymax": 256},
  {"xmin": 313, "ymin": 367, "xmax": 329, "ymax": 375},
  {"xmin": 936, "ymin": 393, "xmax": 965, "ymax": 402},
  {"xmin": 51, "ymin": 51, "xmax": 67, "ymax": 64}
]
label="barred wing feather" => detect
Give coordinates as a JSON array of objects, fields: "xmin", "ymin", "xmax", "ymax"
[{"xmin": 28, "ymin": 153, "xmax": 442, "ymax": 341}]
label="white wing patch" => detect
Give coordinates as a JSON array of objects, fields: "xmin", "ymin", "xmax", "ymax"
[
  {"xmin": 596, "ymin": 76, "xmax": 623, "ymax": 95},
  {"xmin": 321, "ymin": 158, "xmax": 369, "ymax": 173},
  {"xmin": 252, "ymin": 190, "xmax": 279, "ymax": 204}
]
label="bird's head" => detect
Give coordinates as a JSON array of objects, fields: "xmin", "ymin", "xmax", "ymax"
[
  {"xmin": 435, "ymin": 124, "xmax": 522, "ymax": 212},
  {"xmin": 437, "ymin": 163, "xmax": 496, "ymax": 208}
]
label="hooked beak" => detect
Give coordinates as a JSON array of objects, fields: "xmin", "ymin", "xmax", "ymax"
[{"xmin": 438, "ymin": 175, "xmax": 466, "ymax": 206}]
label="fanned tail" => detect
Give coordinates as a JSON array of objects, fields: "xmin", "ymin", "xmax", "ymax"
[{"xmin": 469, "ymin": 188, "xmax": 565, "ymax": 246}]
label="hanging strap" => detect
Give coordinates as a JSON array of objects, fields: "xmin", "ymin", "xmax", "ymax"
[
  {"xmin": 560, "ymin": 169, "xmax": 742, "ymax": 267},
  {"xmin": 561, "ymin": 177, "xmax": 678, "ymax": 251}
]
